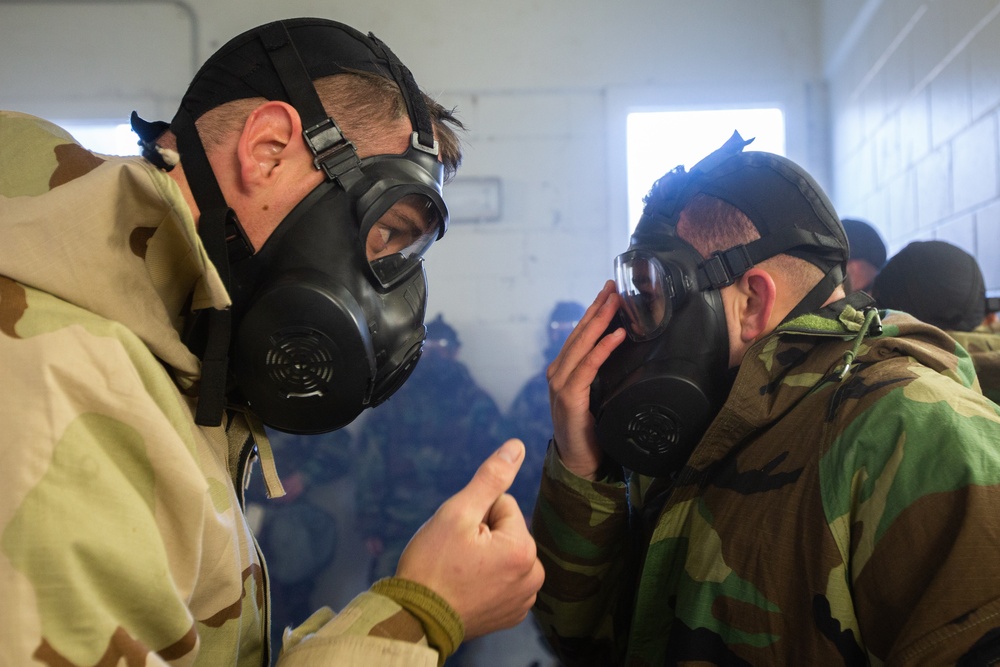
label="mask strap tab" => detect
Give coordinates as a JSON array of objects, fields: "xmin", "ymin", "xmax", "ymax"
[
  {"xmin": 130, "ymin": 111, "xmax": 176, "ymax": 172},
  {"xmin": 259, "ymin": 22, "xmax": 364, "ymax": 184}
]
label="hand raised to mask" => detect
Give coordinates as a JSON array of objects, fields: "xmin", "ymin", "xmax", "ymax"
[
  {"xmin": 395, "ymin": 439, "xmax": 544, "ymax": 639},
  {"xmin": 546, "ymin": 280, "xmax": 626, "ymax": 480}
]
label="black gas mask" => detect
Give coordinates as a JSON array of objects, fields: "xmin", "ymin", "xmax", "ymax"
[
  {"xmin": 591, "ymin": 237, "xmax": 731, "ymax": 478},
  {"xmin": 590, "ymin": 131, "xmax": 849, "ymax": 478},
  {"xmin": 140, "ymin": 18, "xmax": 450, "ymax": 433},
  {"xmin": 227, "ymin": 142, "xmax": 446, "ymax": 433}
]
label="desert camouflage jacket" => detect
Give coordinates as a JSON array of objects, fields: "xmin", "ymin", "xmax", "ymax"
[
  {"xmin": 0, "ymin": 112, "xmax": 443, "ymax": 667},
  {"xmin": 533, "ymin": 293, "xmax": 1000, "ymax": 666}
]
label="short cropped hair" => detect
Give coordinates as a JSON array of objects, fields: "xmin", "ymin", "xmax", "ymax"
[
  {"xmin": 678, "ymin": 193, "xmax": 825, "ymax": 301},
  {"xmin": 170, "ymin": 71, "xmax": 464, "ymax": 181}
]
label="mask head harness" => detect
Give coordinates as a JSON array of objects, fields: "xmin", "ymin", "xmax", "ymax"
[
  {"xmin": 133, "ymin": 18, "xmax": 448, "ymax": 433},
  {"xmin": 590, "ymin": 131, "xmax": 848, "ymax": 477}
]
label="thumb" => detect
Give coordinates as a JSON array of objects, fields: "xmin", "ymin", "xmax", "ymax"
[{"xmin": 454, "ymin": 439, "xmax": 525, "ymax": 519}]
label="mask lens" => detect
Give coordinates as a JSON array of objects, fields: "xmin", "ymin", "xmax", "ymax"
[
  {"xmin": 615, "ymin": 251, "xmax": 674, "ymax": 340},
  {"xmin": 366, "ymin": 193, "xmax": 444, "ymax": 286}
]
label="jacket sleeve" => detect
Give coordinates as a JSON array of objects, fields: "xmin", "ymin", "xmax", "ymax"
[
  {"xmin": 531, "ymin": 443, "xmax": 631, "ymax": 666},
  {"xmin": 825, "ymin": 369, "xmax": 1000, "ymax": 665},
  {"xmin": 278, "ymin": 575, "xmax": 467, "ymax": 667}
]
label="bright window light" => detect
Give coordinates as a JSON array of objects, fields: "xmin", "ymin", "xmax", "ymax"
[
  {"xmin": 626, "ymin": 108, "xmax": 785, "ymax": 234},
  {"xmin": 55, "ymin": 122, "xmax": 140, "ymax": 156}
]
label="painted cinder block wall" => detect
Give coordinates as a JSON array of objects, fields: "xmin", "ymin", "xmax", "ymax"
[{"xmin": 823, "ymin": 0, "xmax": 1000, "ymax": 294}]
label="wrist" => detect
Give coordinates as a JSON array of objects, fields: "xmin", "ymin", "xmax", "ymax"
[
  {"xmin": 371, "ymin": 576, "xmax": 464, "ymax": 666},
  {"xmin": 551, "ymin": 437, "xmax": 600, "ymax": 480}
]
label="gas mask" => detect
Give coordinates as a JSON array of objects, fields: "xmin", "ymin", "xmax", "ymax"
[
  {"xmin": 227, "ymin": 143, "xmax": 447, "ymax": 434},
  {"xmin": 590, "ymin": 236, "xmax": 731, "ymax": 478},
  {"xmin": 145, "ymin": 18, "xmax": 450, "ymax": 433},
  {"xmin": 590, "ymin": 131, "xmax": 849, "ymax": 478}
]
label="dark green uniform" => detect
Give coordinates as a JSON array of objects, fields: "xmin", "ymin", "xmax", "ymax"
[{"xmin": 533, "ymin": 296, "xmax": 1000, "ymax": 665}]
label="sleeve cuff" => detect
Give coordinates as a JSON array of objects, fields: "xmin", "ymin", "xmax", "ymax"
[{"xmin": 370, "ymin": 576, "xmax": 464, "ymax": 666}]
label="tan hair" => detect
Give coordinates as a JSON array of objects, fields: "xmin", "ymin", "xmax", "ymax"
[
  {"xmin": 161, "ymin": 71, "xmax": 464, "ymax": 181},
  {"xmin": 677, "ymin": 193, "xmax": 824, "ymax": 301}
]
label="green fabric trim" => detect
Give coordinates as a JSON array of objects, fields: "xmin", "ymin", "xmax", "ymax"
[{"xmin": 370, "ymin": 577, "xmax": 464, "ymax": 666}]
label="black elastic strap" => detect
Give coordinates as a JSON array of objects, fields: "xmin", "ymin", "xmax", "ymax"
[
  {"xmin": 173, "ymin": 107, "xmax": 237, "ymax": 426},
  {"xmin": 697, "ymin": 227, "xmax": 844, "ymax": 290},
  {"xmin": 782, "ymin": 263, "xmax": 846, "ymax": 323},
  {"xmin": 260, "ymin": 22, "xmax": 329, "ymax": 130},
  {"xmin": 367, "ymin": 33, "xmax": 437, "ymax": 153},
  {"xmin": 259, "ymin": 22, "xmax": 363, "ymax": 183},
  {"xmin": 192, "ymin": 212, "xmax": 233, "ymax": 427}
]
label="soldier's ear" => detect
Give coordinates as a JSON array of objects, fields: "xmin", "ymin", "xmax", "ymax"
[
  {"xmin": 735, "ymin": 268, "xmax": 777, "ymax": 344},
  {"xmin": 236, "ymin": 101, "xmax": 303, "ymax": 188}
]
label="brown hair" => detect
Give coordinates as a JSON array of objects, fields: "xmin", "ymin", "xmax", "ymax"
[
  {"xmin": 164, "ymin": 71, "xmax": 464, "ymax": 181},
  {"xmin": 678, "ymin": 193, "xmax": 824, "ymax": 300}
]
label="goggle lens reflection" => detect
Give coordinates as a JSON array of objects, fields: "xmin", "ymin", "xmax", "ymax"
[
  {"xmin": 366, "ymin": 193, "xmax": 444, "ymax": 286},
  {"xmin": 615, "ymin": 252, "xmax": 674, "ymax": 341}
]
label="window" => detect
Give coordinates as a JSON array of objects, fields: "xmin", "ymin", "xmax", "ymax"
[
  {"xmin": 625, "ymin": 108, "xmax": 786, "ymax": 235},
  {"xmin": 55, "ymin": 121, "xmax": 140, "ymax": 156}
]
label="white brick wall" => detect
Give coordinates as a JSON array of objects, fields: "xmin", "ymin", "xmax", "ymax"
[{"xmin": 825, "ymin": 0, "xmax": 1000, "ymax": 292}]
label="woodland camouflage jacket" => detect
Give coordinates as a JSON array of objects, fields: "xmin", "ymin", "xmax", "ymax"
[
  {"xmin": 0, "ymin": 112, "xmax": 442, "ymax": 667},
  {"xmin": 949, "ymin": 327, "xmax": 1000, "ymax": 405},
  {"xmin": 533, "ymin": 293, "xmax": 1000, "ymax": 666}
]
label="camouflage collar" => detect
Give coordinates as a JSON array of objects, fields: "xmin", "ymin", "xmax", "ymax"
[{"xmin": 776, "ymin": 291, "xmax": 876, "ymax": 338}]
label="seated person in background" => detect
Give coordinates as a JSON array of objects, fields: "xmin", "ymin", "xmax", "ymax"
[
  {"xmin": 841, "ymin": 217, "xmax": 887, "ymax": 293},
  {"xmin": 873, "ymin": 239, "xmax": 1000, "ymax": 402}
]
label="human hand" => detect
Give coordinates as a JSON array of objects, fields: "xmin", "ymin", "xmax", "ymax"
[
  {"xmin": 395, "ymin": 439, "xmax": 544, "ymax": 639},
  {"xmin": 546, "ymin": 280, "xmax": 626, "ymax": 480}
]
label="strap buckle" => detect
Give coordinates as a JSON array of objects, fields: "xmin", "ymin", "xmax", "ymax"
[
  {"xmin": 303, "ymin": 119, "xmax": 361, "ymax": 181},
  {"xmin": 702, "ymin": 245, "xmax": 753, "ymax": 288}
]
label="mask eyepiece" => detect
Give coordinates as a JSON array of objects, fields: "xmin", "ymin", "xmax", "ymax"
[{"xmin": 615, "ymin": 249, "xmax": 685, "ymax": 341}]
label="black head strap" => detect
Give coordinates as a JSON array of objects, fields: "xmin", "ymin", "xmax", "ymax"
[
  {"xmin": 367, "ymin": 33, "xmax": 437, "ymax": 154},
  {"xmin": 695, "ymin": 226, "xmax": 845, "ymax": 323},
  {"xmin": 697, "ymin": 227, "xmax": 846, "ymax": 290},
  {"xmin": 172, "ymin": 107, "xmax": 246, "ymax": 426},
  {"xmin": 259, "ymin": 22, "xmax": 364, "ymax": 186}
]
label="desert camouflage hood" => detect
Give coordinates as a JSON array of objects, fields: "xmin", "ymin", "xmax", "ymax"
[
  {"xmin": 1, "ymin": 112, "xmax": 460, "ymax": 666},
  {"xmin": 0, "ymin": 111, "xmax": 229, "ymax": 382}
]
